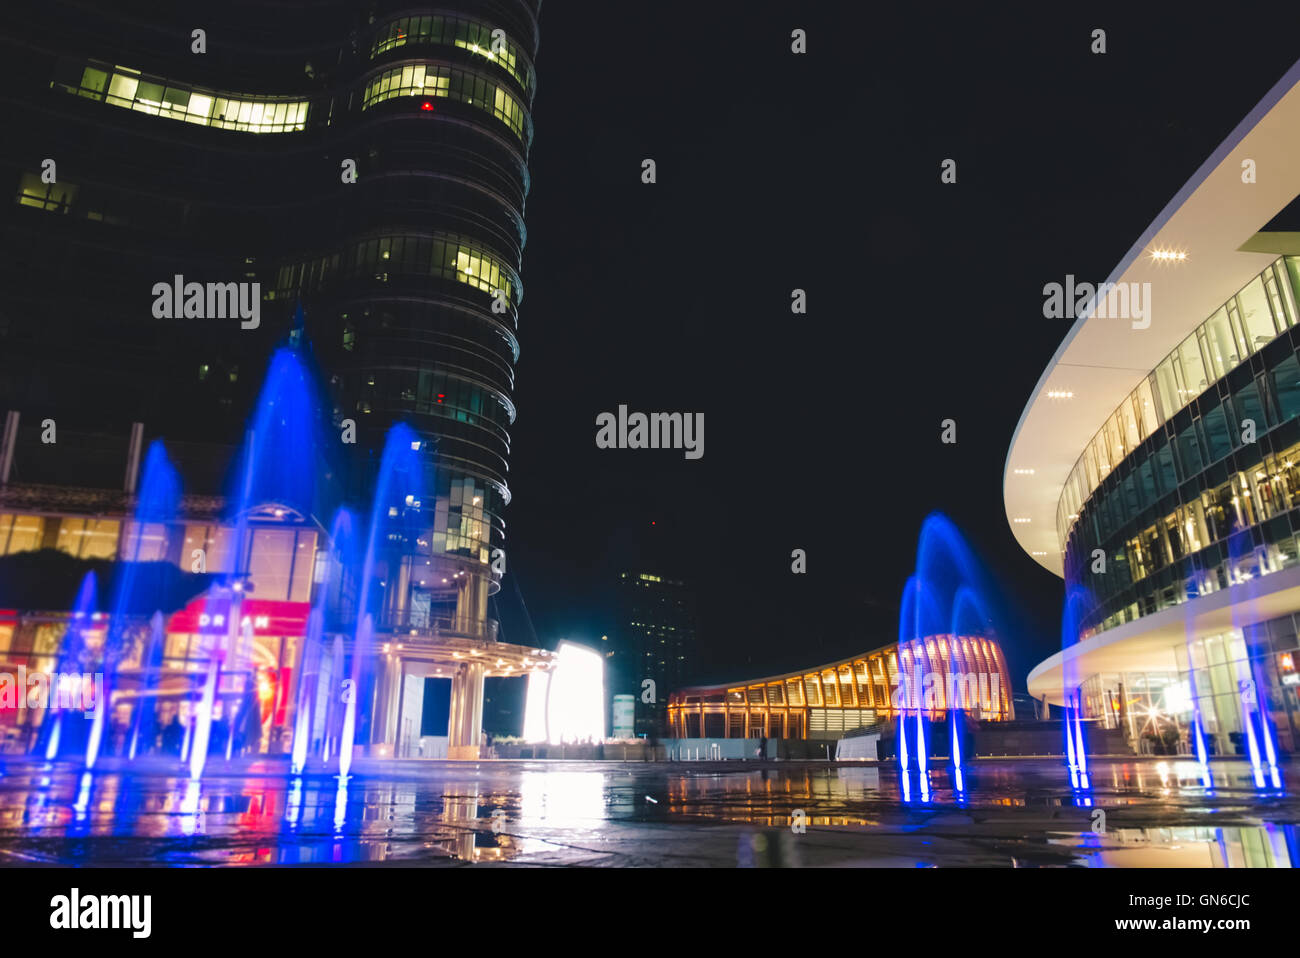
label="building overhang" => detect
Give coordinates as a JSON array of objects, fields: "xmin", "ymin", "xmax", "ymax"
[
  {"xmin": 1027, "ymin": 564, "xmax": 1300, "ymax": 704},
  {"xmin": 1005, "ymin": 58, "xmax": 1300, "ymax": 576}
]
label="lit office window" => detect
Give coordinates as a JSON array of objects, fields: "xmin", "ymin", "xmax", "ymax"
[
  {"xmin": 370, "ymin": 14, "xmax": 535, "ymax": 95},
  {"xmin": 1059, "ymin": 257, "xmax": 1300, "ymax": 550},
  {"xmin": 274, "ymin": 232, "xmax": 520, "ymax": 306},
  {"xmin": 55, "ymin": 518, "xmax": 120, "ymax": 559},
  {"xmin": 0, "ymin": 514, "xmax": 44, "ymax": 554},
  {"xmin": 359, "ymin": 62, "xmax": 529, "ymax": 144},
  {"xmin": 15, "ymin": 172, "xmax": 77, "ymax": 212},
  {"xmin": 58, "ymin": 62, "xmax": 309, "ymax": 133}
]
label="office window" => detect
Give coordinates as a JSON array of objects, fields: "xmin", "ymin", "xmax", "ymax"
[
  {"xmin": 360, "ymin": 62, "xmax": 528, "ymax": 144},
  {"xmin": 1, "ymin": 514, "xmax": 43, "ymax": 554},
  {"xmin": 15, "ymin": 173, "xmax": 76, "ymax": 213},
  {"xmin": 1273, "ymin": 355, "xmax": 1300, "ymax": 422},
  {"xmin": 59, "ymin": 61, "xmax": 308, "ymax": 133},
  {"xmin": 1238, "ymin": 277, "xmax": 1279, "ymax": 351}
]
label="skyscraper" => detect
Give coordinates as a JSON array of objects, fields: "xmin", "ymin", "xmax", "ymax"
[
  {"xmin": 612, "ymin": 570, "xmax": 698, "ymax": 736},
  {"xmin": 0, "ymin": 0, "xmax": 537, "ymax": 625},
  {"xmin": 0, "ymin": 1, "xmax": 541, "ymax": 756}
]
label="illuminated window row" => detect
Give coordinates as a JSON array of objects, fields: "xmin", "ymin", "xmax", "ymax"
[
  {"xmin": 1057, "ymin": 257, "xmax": 1300, "ymax": 549},
  {"xmin": 1072, "ymin": 432, "xmax": 1300, "ymax": 639},
  {"xmin": 58, "ymin": 62, "xmax": 309, "ymax": 133},
  {"xmin": 369, "ymin": 13, "xmax": 536, "ymax": 95},
  {"xmin": 359, "ymin": 62, "xmax": 530, "ymax": 145},
  {"xmin": 274, "ymin": 232, "xmax": 520, "ymax": 305},
  {"xmin": 360, "ymin": 366, "xmax": 513, "ymax": 438},
  {"xmin": 0, "ymin": 514, "xmax": 316, "ymax": 601},
  {"xmin": 668, "ymin": 639, "xmax": 1012, "ymax": 738}
]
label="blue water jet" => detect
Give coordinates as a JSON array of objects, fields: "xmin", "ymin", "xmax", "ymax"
[
  {"xmin": 86, "ymin": 441, "xmax": 179, "ymax": 771},
  {"xmin": 895, "ymin": 514, "xmax": 1009, "ymax": 798},
  {"xmin": 37, "ymin": 571, "xmax": 97, "ymax": 761}
]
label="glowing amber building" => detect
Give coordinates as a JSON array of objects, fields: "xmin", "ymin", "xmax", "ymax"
[{"xmin": 667, "ymin": 636, "xmax": 1014, "ymax": 740}]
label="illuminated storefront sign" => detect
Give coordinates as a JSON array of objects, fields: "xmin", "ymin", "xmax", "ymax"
[{"xmin": 168, "ymin": 598, "xmax": 310, "ymax": 637}]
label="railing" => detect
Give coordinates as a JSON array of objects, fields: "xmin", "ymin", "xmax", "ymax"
[{"xmin": 376, "ymin": 610, "xmax": 498, "ymax": 641}]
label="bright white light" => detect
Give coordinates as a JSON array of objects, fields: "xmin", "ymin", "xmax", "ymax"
[
  {"xmin": 523, "ymin": 670, "xmax": 550, "ymax": 743},
  {"xmin": 542, "ymin": 641, "xmax": 605, "ymax": 745},
  {"xmin": 1163, "ymin": 681, "xmax": 1192, "ymax": 714}
]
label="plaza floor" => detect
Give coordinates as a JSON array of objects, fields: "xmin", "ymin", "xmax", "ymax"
[{"xmin": 0, "ymin": 755, "xmax": 1294, "ymax": 866}]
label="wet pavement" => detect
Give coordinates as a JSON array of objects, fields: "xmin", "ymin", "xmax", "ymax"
[{"xmin": 0, "ymin": 755, "xmax": 1295, "ymax": 866}]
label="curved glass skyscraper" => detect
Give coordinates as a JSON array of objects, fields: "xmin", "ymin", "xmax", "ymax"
[{"xmin": 0, "ymin": 1, "xmax": 542, "ymax": 757}]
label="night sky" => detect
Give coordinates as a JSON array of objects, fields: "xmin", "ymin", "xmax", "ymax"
[{"xmin": 492, "ymin": 3, "xmax": 1300, "ymax": 691}]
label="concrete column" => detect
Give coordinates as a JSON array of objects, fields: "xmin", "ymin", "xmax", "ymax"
[
  {"xmin": 448, "ymin": 661, "xmax": 485, "ymax": 759},
  {"xmin": 455, "ymin": 573, "xmax": 490, "ymax": 635},
  {"xmin": 448, "ymin": 665, "xmax": 467, "ymax": 746},
  {"xmin": 374, "ymin": 654, "xmax": 403, "ymax": 749},
  {"xmin": 466, "ymin": 661, "xmax": 485, "ymax": 746}
]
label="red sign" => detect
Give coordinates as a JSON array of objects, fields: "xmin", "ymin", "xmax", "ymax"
[{"xmin": 168, "ymin": 598, "xmax": 311, "ymax": 637}]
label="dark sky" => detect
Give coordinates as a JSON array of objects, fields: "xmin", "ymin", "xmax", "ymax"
[{"xmin": 492, "ymin": 3, "xmax": 1300, "ymax": 691}]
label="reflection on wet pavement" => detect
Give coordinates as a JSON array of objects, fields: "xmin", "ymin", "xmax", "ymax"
[{"xmin": 0, "ymin": 756, "xmax": 1294, "ymax": 866}]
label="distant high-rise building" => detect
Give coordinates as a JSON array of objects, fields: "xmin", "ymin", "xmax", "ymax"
[{"xmin": 611, "ymin": 570, "xmax": 697, "ymax": 736}]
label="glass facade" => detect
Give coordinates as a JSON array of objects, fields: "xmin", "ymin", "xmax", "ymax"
[
  {"xmin": 1076, "ymin": 613, "xmax": 1300, "ymax": 757},
  {"xmin": 56, "ymin": 61, "xmax": 310, "ymax": 133},
  {"xmin": 0, "ymin": 507, "xmax": 320, "ymax": 754},
  {"xmin": 359, "ymin": 62, "xmax": 530, "ymax": 145},
  {"xmin": 369, "ymin": 12, "xmax": 537, "ymax": 95},
  {"xmin": 1058, "ymin": 257, "xmax": 1300, "ymax": 550},
  {"xmin": 273, "ymin": 232, "xmax": 521, "ymax": 309},
  {"xmin": 1064, "ymin": 257, "xmax": 1300, "ymax": 638}
]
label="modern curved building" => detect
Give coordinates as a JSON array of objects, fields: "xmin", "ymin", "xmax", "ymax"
[
  {"xmin": 0, "ymin": 1, "xmax": 541, "ymax": 758},
  {"xmin": 1007, "ymin": 59, "xmax": 1300, "ymax": 756},
  {"xmin": 667, "ymin": 636, "xmax": 1013, "ymax": 741}
]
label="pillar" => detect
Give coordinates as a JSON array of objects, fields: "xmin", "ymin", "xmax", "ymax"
[
  {"xmin": 373, "ymin": 653, "xmax": 404, "ymax": 751},
  {"xmin": 448, "ymin": 661, "xmax": 486, "ymax": 759}
]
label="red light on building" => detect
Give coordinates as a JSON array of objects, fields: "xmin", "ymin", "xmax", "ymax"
[{"xmin": 420, "ymin": 101, "xmax": 434, "ymax": 112}]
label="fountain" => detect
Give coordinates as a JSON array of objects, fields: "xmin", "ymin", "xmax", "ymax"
[
  {"xmin": 85, "ymin": 441, "xmax": 180, "ymax": 771},
  {"xmin": 895, "ymin": 514, "xmax": 1009, "ymax": 802},
  {"xmin": 1056, "ymin": 587, "xmax": 1092, "ymax": 791},
  {"xmin": 37, "ymin": 570, "xmax": 97, "ymax": 761},
  {"xmin": 292, "ymin": 507, "xmax": 356, "ymax": 774},
  {"xmin": 188, "ymin": 654, "xmax": 220, "ymax": 781},
  {"xmin": 127, "ymin": 611, "xmax": 165, "ymax": 760},
  {"xmin": 323, "ymin": 635, "xmax": 344, "ymax": 764},
  {"xmin": 1224, "ymin": 528, "xmax": 1281, "ymax": 789},
  {"xmin": 290, "ymin": 608, "xmax": 323, "ymax": 775},
  {"xmin": 330, "ymin": 422, "xmax": 426, "ymax": 776},
  {"xmin": 19, "ymin": 338, "xmax": 433, "ymax": 787},
  {"xmin": 338, "ymin": 614, "xmax": 372, "ymax": 780}
]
